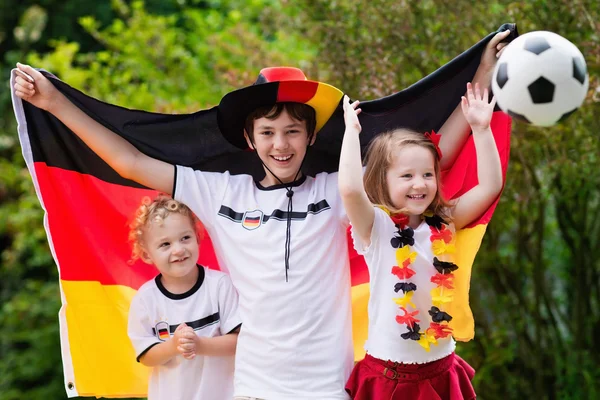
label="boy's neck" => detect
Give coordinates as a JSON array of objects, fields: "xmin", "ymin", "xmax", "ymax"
[
  {"xmin": 160, "ymin": 265, "xmax": 200, "ymax": 295},
  {"xmin": 259, "ymin": 171, "xmax": 304, "ymax": 187}
]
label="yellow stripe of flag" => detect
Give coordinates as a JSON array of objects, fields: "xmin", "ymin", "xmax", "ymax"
[{"xmin": 61, "ymin": 280, "xmax": 148, "ymax": 397}]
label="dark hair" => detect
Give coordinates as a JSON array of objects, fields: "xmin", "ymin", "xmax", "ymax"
[{"xmin": 244, "ymin": 102, "xmax": 317, "ymax": 143}]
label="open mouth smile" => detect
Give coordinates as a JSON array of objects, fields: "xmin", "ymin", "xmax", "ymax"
[{"xmin": 271, "ymin": 154, "xmax": 292, "ymax": 162}]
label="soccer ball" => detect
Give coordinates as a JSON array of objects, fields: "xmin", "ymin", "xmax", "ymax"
[{"xmin": 491, "ymin": 31, "xmax": 588, "ymax": 126}]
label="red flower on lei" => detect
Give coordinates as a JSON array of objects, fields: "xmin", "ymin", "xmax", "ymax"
[{"xmin": 395, "ymin": 307, "xmax": 420, "ymax": 329}]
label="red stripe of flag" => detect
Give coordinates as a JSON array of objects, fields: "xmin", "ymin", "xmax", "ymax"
[{"xmin": 35, "ymin": 163, "xmax": 220, "ymax": 288}]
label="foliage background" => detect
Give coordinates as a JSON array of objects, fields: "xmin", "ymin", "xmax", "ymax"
[{"xmin": 0, "ymin": 0, "xmax": 598, "ymax": 399}]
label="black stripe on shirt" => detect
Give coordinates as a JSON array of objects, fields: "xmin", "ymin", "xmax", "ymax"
[
  {"xmin": 218, "ymin": 199, "xmax": 331, "ymax": 223},
  {"xmin": 151, "ymin": 312, "xmax": 220, "ymax": 336}
]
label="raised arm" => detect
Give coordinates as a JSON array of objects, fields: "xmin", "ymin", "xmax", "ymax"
[
  {"xmin": 451, "ymin": 83, "xmax": 503, "ymax": 230},
  {"xmin": 13, "ymin": 63, "xmax": 174, "ymax": 195},
  {"xmin": 338, "ymin": 95, "xmax": 375, "ymax": 245},
  {"xmin": 438, "ymin": 29, "xmax": 510, "ymax": 170}
]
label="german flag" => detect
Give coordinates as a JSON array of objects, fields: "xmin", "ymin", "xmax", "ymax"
[
  {"xmin": 10, "ymin": 24, "xmax": 516, "ymax": 398},
  {"xmin": 241, "ymin": 211, "xmax": 263, "ymax": 230},
  {"xmin": 158, "ymin": 329, "xmax": 169, "ymax": 341}
]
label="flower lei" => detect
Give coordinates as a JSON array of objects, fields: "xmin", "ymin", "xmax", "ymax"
[{"xmin": 384, "ymin": 208, "xmax": 458, "ymax": 351}]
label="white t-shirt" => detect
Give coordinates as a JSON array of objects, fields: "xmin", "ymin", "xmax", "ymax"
[
  {"xmin": 174, "ymin": 166, "xmax": 353, "ymax": 400},
  {"xmin": 352, "ymin": 207, "xmax": 456, "ymax": 364},
  {"xmin": 128, "ymin": 266, "xmax": 241, "ymax": 400}
]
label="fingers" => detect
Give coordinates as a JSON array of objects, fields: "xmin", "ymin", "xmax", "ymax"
[
  {"xmin": 343, "ymin": 94, "xmax": 362, "ymax": 123},
  {"xmin": 178, "ymin": 338, "xmax": 195, "ymax": 347},
  {"xmin": 14, "ymin": 76, "xmax": 36, "ymax": 99},
  {"xmin": 182, "ymin": 330, "xmax": 196, "ymax": 339},
  {"xmin": 343, "ymin": 95, "xmax": 361, "ymax": 110},
  {"xmin": 14, "ymin": 68, "xmax": 34, "ymax": 83},
  {"xmin": 466, "ymin": 82, "xmax": 475, "ymax": 102},
  {"xmin": 464, "ymin": 82, "xmax": 494, "ymax": 106},
  {"xmin": 460, "ymin": 96, "xmax": 468, "ymax": 115},
  {"xmin": 343, "ymin": 94, "xmax": 352, "ymax": 110},
  {"xmin": 177, "ymin": 345, "xmax": 196, "ymax": 359},
  {"xmin": 490, "ymin": 95, "xmax": 497, "ymax": 109},
  {"xmin": 177, "ymin": 335, "xmax": 196, "ymax": 360},
  {"xmin": 489, "ymin": 29, "xmax": 511, "ymax": 48},
  {"xmin": 496, "ymin": 46, "xmax": 506, "ymax": 59},
  {"xmin": 16, "ymin": 62, "xmax": 45, "ymax": 82},
  {"xmin": 178, "ymin": 333, "xmax": 194, "ymax": 341},
  {"xmin": 175, "ymin": 323, "xmax": 188, "ymax": 332}
]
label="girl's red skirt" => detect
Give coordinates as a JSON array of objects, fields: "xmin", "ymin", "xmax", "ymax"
[{"xmin": 345, "ymin": 352, "xmax": 476, "ymax": 400}]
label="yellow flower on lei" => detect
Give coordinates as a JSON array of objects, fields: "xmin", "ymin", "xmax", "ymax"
[
  {"xmin": 417, "ymin": 331, "xmax": 438, "ymax": 351},
  {"xmin": 393, "ymin": 292, "xmax": 416, "ymax": 308},
  {"xmin": 432, "ymin": 240, "xmax": 456, "ymax": 256},
  {"xmin": 430, "ymin": 287, "xmax": 454, "ymax": 307},
  {"xmin": 395, "ymin": 246, "xmax": 417, "ymax": 267}
]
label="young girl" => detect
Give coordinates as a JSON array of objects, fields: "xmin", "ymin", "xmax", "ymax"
[
  {"xmin": 127, "ymin": 194, "xmax": 242, "ymax": 400},
  {"xmin": 339, "ymin": 83, "xmax": 503, "ymax": 400}
]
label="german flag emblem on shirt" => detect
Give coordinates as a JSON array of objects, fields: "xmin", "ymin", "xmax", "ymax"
[
  {"xmin": 242, "ymin": 210, "xmax": 263, "ymax": 230},
  {"xmin": 154, "ymin": 322, "xmax": 170, "ymax": 341}
]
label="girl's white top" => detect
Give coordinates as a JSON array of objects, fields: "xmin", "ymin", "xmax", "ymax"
[{"xmin": 352, "ymin": 207, "xmax": 455, "ymax": 364}]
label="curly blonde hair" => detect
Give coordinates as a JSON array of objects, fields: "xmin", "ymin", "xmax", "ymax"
[
  {"xmin": 363, "ymin": 128, "xmax": 452, "ymax": 221},
  {"xmin": 128, "ymin": 194, "xmax": 203, "ymax": 262}
]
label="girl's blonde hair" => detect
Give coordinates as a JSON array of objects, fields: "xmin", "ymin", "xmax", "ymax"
[
  {"xmin": 128, "ymin": 194, "xmax": 203, "ymax": 262},
  {"xmin": 363, "ymin": 128, "xmax": 452, "ymax": 220}
]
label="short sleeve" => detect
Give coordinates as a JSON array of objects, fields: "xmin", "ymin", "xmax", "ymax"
[
  {"xmin": 127, "ymin": 294, "xmax": 161, "ymax": 362},
  {"xmin": 350, "ymin": 207, "xmax": 390, "ymax": 256},
  {"xmin": 173, "ymin": 165, "xmax": 229, "ymax": 227},
  {"xmin": 216, "ymin": 275, "xmax": 242, "ymax": 334}
]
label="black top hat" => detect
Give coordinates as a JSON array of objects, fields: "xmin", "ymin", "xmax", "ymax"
[{"xmin": 217, "ymin": 67, "xmax": 344, "ymax": 149}]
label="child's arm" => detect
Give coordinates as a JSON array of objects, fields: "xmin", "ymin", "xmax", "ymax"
[
  {"xmin": 437, "ymin": 30, "xmax": 510, "ymax": 170},
  {"xmin": 338, "ymin": 95, "xmax": 375, "ymax": 245},
  {"xmin": 138, "ymin": 323, "xmax": 189, "ymax": 367},
  {"xmin": 451, "ymin": 83, "xmax": 503, "ymax": 230},
  {"xmin": 138, "ymin": 341, "xmax": 178, "ymax": 367},
  {"xmin": 177, "ymin": 327, "xmax": 240, "ymax": 359},
  {"xmin": 13, "ymin": 63, "xmax": 174, "ymax": 195},
  {"xmin": 195, "ymin": 330, "xmax": 239, "ymax": 357}
]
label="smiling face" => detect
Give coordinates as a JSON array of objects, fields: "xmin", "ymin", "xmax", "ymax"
[
  {"xmin": 364, "ymin": 129, "xmax": 448, "ymax": 228},
  {"xmin": 386, "ymin": 144, "xmax": 438, "ymax": 219},
  {"xmin": 244, "ymin": 104, "xmax": 316, "ymax": 187},
  {"xmin": 141, "ymin": 213, "xmax": 199, "ymax": 283}
]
